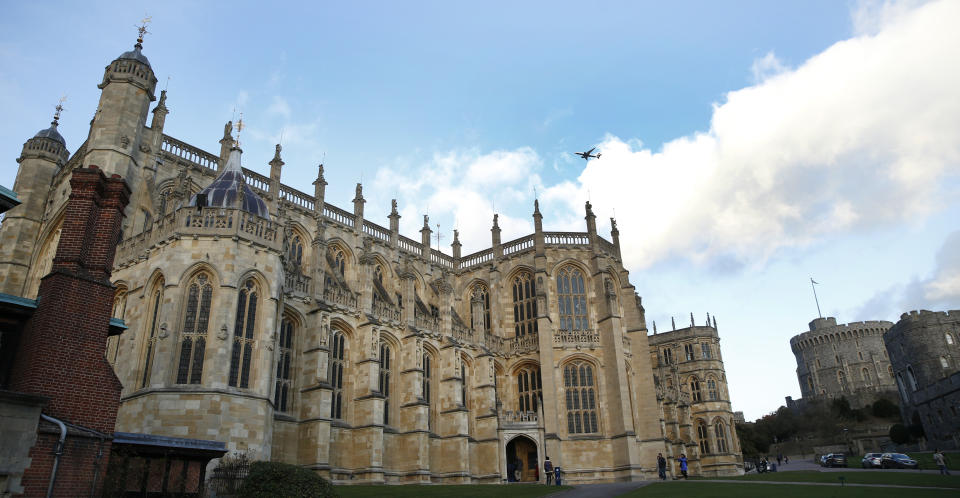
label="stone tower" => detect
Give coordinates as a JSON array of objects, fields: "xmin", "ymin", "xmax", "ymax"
[{"xmin": 0, "ymin": 112, "xmax": 69, "ymax": 296}]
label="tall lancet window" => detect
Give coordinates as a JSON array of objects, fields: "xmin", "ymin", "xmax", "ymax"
[
  {"xmin": 139, "ymin": 281, "xmax": 162, "ymax": 386},
  {"xmin": 557, "ymin": 266, "xmax": 587, "ymax": 331},
  {"xmin": 697, "ymin": 420, "xmax": 711, "ymax": 454},
  {"xmin": 176, "ymin": 273, "xmax": 213, "ymax": 384},
  {"xmin": 518, "ymin": 366, "xmax": 542, "ymax": 412},
  {"xmin": 423, "ymin": 352, "xmax": 435, "ymax": 430},
  {"xmin": 470, "ymin": 283, "xmax": 491, "ymax": 333},
  {"xmin": 564, "ymin": 361, "xmax": 599, "ymax": 434},
  {"xmin": 715, "ymin": 420, "xmax": 729, "ymax": 453},
  {"xmin": 229, "ymin": 279, "xmax": 259, "ymax": 388},
  {"xmin": 289, "ymin": 235, "xmax": 303, "ymax": 267},
  {"xmin": 274, "ymin": 317, "xmax": 294, "ymax": 412},
  {"xmin": 330, "ymin": 330, "xmax": 346, "ymax": 420},
  {"xmin": 379, "ymin": 340, "xmax": 392, "ymax": 425},
  {"xmin": 512, "ymin": 272, "xmax": 538, "ymax": 337}
]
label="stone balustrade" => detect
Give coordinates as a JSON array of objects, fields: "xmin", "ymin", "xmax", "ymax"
[
  {"xmin": 554, "ymin": 329, "xmax": 601, "ymax": 349},
  {"xmin": 499, "ymin": 410, "xmax": 539, "ymax": 427},
  {"xmin": 372, "ymin": 300, "xmax": 401, "ymax": 322}
]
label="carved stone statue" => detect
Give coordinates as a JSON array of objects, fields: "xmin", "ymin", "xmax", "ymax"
[{"xmin": 223, "ymin": 120, "xmax": 233, "ymax": 138}]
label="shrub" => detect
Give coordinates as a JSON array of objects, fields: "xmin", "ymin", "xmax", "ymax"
[
  {"xmin": 238, "ymin": 461, "xmax": 337, "ymax": 498},
  {"xmin": 872, "ymin": 398, "xmax": 900, "ymax": 418}
]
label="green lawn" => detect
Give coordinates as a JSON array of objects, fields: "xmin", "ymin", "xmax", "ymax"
[
  {"xmin": 334, "ymin": 483, "xmax": 570, "ymax": 498},
  {"xmin": 623, "ymin": 482, "xmax": 957, "ymax": 498},
  {"xmin": 904, "ymin": 452, "xmax": 960, "ymax": 471},
  {"xmin": 718, "ymin": 470, "xmax": 960, "ymax": 488}
]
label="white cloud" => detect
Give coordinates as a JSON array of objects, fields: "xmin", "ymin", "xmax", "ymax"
[
  {"xmin": 923, "ymin": 230, "xmax": 960, "ymax": 302},
  {"xmin": 750, "ymin": 52, "xmax": 789, "ymax": 84},
  {"xmin": 266, "ymin": 96, "xmax": 292, "ymax": 120}
]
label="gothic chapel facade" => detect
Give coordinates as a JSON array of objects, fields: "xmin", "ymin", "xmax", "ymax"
[{"xmin": 0, "ymin": 39, "xmax": 742, "ymax": 483}]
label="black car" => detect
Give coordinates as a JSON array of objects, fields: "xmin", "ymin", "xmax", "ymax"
[
  {"xmin": 861, "ymin": 453, "xmax": 883, "ymax": 468},
  {"xmin": 880, "ymin": 453, "xmax": 918, "ymax": 469},
  {"xmin": 822, "ymin": 453, "xmax": 847, "ymax": 467}
]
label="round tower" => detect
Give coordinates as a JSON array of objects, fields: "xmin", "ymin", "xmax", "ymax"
[{"xmin": 0, "ymin": 111, "xmax": 70, "ymax": 295}]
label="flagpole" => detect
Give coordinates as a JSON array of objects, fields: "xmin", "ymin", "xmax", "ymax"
[{"xmin": 810, "ymin": 278, "xmax": 822, "ymax": 318}]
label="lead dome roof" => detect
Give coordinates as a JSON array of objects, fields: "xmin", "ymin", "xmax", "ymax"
[
  {"xmin": 33, "ymin": 121, "xmax": 66, "ymax": 146},
  {"xmin": 189, "ymin": 147, "xmax": 270, "ymax": 219}
]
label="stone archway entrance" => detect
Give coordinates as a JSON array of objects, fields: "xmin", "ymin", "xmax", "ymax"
[{"xmin": 505, "ymin": 435, "xmax": 538, "ymax": 482}]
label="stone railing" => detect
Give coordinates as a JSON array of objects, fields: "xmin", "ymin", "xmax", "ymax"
[
  {"xmin": 431, "ymin": 249, "xmax": 454, "ymax": 268},
  {"xmin": 115, "ymin": 207, "xmax": 280, "ymax": 264},
  {"xmin": 460, "ymin": 248, "xmax": 493, "ymax": 269},
  {"xmin": 499, "ymin": 410, "xmax": 538, "ymax": 427},
  {"xmin": 161, "ymin": 135, "xmax": 219, "ymax": 172},
  {"xmin": 372, "ymin": 300, "xmax": 401, "ymax": 322},
  {"xmin": 544, "ymin": 232, "xmax": 590, "ymax": 246},
  {"xmin": 482, "ymin": 333, "xmax": 505, "ymax": 352},
  {"xmin": 279, "ymin": 184, "xmax": 315, "ymax": 211},
  {"xmin": 323, "ymin": 286, "xmax": 357, "ymax": 309},
  {"xmin": 243, "ymin": 169, "xmax": 271, "ymax": 195},
  {"xmin": 510, "ymin": 332, "xmax": 539, "ymax": 355},
  {"xmin": 554, "ymin": 329, "xmax": 601, "ymax": 349},
  {"xmin": 451, "ymin": 322, "xmax": 474, "ymax": 343},
  {"xmin": 284, "ymin": 272, "xmax": 310, "ymax": 295},
  {"xmin": 323, "ymin": 203, "xmax": 355, "ymax": 228},
  {"xmin": 415, "ymin": 312, "xmax": 440, "ymax": 333},
  {"xmin": 397, "ymin": 235, "xmax": 422, "ymax": 256},
  {"xmin": 502, "ymin": 235, "xmax": 534, "ymax": 256},
  {"xmin": 362, "ymin": 220, "xmax": 390, "ymax": 242}
]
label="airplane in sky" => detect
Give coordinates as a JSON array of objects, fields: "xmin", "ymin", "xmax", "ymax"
[{"xmin": 574, "ymin": 147, "xmax": 601, "ymax": 161}]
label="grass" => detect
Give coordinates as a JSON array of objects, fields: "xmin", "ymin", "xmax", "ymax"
[
  {"xmin": 851, "ymin": 451, "xmax": 960, "ymax": 471},
  {"xmin": 718, "ymin": 470, "xmax": 960, "ymax": 488},
  {"xmin": 623, "ymin": 481, "xmax": 958, "ymax": 498},
  {"xmin": 334, "ymin": 483, "xmax": 571, "ymax": 497}
]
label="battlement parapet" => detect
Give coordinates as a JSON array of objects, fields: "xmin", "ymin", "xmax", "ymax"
[
  {"xmin": 895, "ymin": 309, "xmax": 960, "ymax": 325},
  {"xmin": 790, "ymin": 318, "xmax": 893, "ymax": 351}
]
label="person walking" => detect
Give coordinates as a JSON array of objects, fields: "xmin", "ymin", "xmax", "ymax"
[
  {"xmin": 544, "ymin": 456, "xmax": 553, "ymax": 485},
  {"xmin": 934, "ymin": 449, "xmax": 950, "ymax": 475},
  {"xmin": 657, "ymin": 453, "xmax": 667, "ymax": 480},
  {"xmin": 677, "ymin": 454, "xmax": 688, "ymax": 479}
]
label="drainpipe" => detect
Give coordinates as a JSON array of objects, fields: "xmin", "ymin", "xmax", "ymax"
[{"xmin": 41, "ymin": 414, "xmax": 67, "ymax": 498}]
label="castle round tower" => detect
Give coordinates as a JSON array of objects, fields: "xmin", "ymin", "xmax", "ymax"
[{"xmin": 790, "ymin": 317, "xmax": 896, "ymax": 408}]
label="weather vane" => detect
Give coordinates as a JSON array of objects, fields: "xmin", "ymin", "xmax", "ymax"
[
  {"xmin": 136, "ymin": 16, "xmax": 152, "ymax": 45},
  {"xmin": 436, "ymin": 224, "xmax": 443, "ymax": 247},
  {"xmin": 53, "ymin": 95, "xmax": 67, "ymax": 123}
]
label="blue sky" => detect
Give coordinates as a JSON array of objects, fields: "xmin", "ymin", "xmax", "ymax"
[{"xmin": 2, "ymin": 1, "xmax": 958, "ymax": 421}]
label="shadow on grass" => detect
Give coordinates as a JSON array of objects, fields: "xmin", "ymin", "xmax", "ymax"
[
  {"xmin": 334, "ymin": 483, "xmax": 572, "ymax": 498},
  {"xmin": 622, "ymin": 482, "xmax": 958, "ymax": 497}
]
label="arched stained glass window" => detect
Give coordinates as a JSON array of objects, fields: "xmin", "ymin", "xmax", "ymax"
[
  {"xmin": 707, "ymin": 378, "xmax": 718, "ymax": 400},
  {"xmin": 715, "ymin": 420, "xmax": 728, "ymax": 453},
  {"xmin": 330, "ymin": 330, "xmax": 346, "ymax": 420},
  {"xmin": 176, "ymin": 273, "xmax": 213, "ymax": 384},
  {"xmin": 690, "ymin": 377, "xmax": 702, "ymax": 402},
  {"xmin": 557, "ymin": 266, "xmax": 587, "ymax": 331},
  {"xmin": 512, "ymin": 272, "xmax": 538, "ymax": 337},
  {"xmin": 139, "ymin": 281, "xmax": 162, "ymax": 386},
  {"xmin": 228, "ymin": 279, "xmax": 258, "ymax": 388},
  {"xmin": 697, "ymin": 420, "xmax": 711, "ymax": 454},
  {"xmin": 274, "ymin": 317, "xmax": 294, "ymax": 412},
  {"xmin": 518, "ymin": 366, "xmax": 542, "ymax": 412},
  {"xmin": 289, "ymin": 235, "xmax": 303, "ymax": 266},
  {"xmin": 564, "ymin": 361, "xmax": 598, "ymax": 434},
  {"xmin": 379, "ymin": 341, "xmax": 392, "ymax": 425},
  {"xmin": 423, "ymin": 353, "xmax": 435, "ymax": 430}
]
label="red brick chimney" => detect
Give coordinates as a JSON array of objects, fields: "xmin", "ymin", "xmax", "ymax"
[{"xmin": 9, "ymin": 165, "xmax": 130, "ymax": 433}]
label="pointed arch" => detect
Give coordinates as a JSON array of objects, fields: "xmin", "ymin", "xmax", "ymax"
[
  {"xmin": 510, "ymin": 268, "xmax": 538, "ymax": 338},
  {"xmin": 560, "ymin": 356, "xmax": 600, "ymax": 434},
  {"xmin": 468, "ymin": 280, "xmax": 491, "ymax": 334},
  {"xmin": 556, "ymin": 263, "xmax": 589, "ymax": 331},
  {"xmin": 229, "ymin": 276, "xmax": 262, "ymax": 388},
  {"xmin": 274, "ymin": 308, "xmax": 302, "ymax": 413},
  {"xmin": 176, "ymin": 270, "xmax": 215, "ymax": 385},
  {"xmin": 329, "ymin": 321, "xmax": 351, "ymax": 421},
  {"xmin": 24, "ymin": 214, "xmax": 64, "ymax": 299}
]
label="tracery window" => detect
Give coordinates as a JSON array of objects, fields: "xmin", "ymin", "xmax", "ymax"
[
  {"xmin": 697, "ymin": 420, "xmax": 711, "ymax": 454},
  {"xmin": 274, "ymin": 317, "xmax": 294, "ymax": 412},
  {"xmin": 423, "ymin": 353, "xmax": 435, "ymax": 430},
  {"xmin": 228, "ymin": 279, "xmax": 259, "ymax": 388},
  {"xmin": 701, "ymin": 343, "xmax": 711, "ymax": 359},
  {"xmin": 470, "ymin": 283, "xmax": 491, "ymax": 334},
  {"xmin": 460, "ymin": 360, "xmax": 468, "ymax": 409},
  {"xmin": 512, "ymin": 272, "xmax": 538, "ymax": 337},
  {"xmin": 663, "ymin": 348, "xmax": 673, "ymax": 365},
  {"xmin": 139, "ymin": 281, "xmax": 162, "ymax": 386},
  {"xmin": 379, "ymin": 340, "xmax": 392, "ymax": 425},
  {"xmin": 563, "ymin": 361, "xmax": 598, "ymax": 434},
  {"xmin": 557, "ymin": 266, "xmax": 587, "ymax": 331},
  {"xmin": 330, "ymin": 330, "xmax": 346, "ymax": 420},
  {"xmin": 684, "ymin": 344, "xmax": 695, "ymax": 361},
  {"xmin": 715, "ymin": 420, "xmax": 729, "ymax": 453},
  {"xmin": 690, "ymin": 377, "xmax": 702, "ymax": 402},
  {"xmin": 330, "ymin": 246, "xmax": 346, "ymax": 276},
  {"xmin": 518, "ymin": 366, "xmax": 542, "ymax": 412},
  {"xmin": 289, "ymin": 235, "xmax": 303, "ymax": 267},
  {"xmin": 707, "ymin": 378, "xmax": 718, "ymax": 400},
  {"xmin": 176, "ymin": 273, "xmax": 213, "ymax": 384}
]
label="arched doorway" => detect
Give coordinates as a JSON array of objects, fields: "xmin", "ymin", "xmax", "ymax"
[{"xmin": 505, "ymin": 435, "xmax": 538, "ymax": 482}]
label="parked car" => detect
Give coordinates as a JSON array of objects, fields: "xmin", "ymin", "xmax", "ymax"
[
  {"xmin": 861, "ymin": 453, "xmax": 883, "ymax": 468},
  {"xmin": 819, "ymin": 454, "xmax": 829, "ymax": 466},
  {"xmin": 880, "ymin": 453, "xmax": 918, "ymax": 469},
  {"xmin": 822, "ymin": 453, "xmax": 848, "ymax": 467}
]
